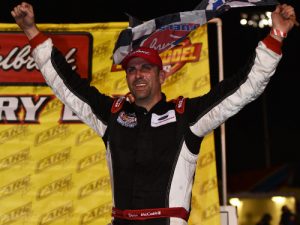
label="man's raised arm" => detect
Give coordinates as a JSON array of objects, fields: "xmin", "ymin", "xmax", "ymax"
[{"xmin": 11, "ymin": 2, "xmax": 39, "ymax": 40}]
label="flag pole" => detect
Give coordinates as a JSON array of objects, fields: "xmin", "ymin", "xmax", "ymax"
[{"xmin": 208, "ymin": 18, "xmax": 228, "ymax": 206}]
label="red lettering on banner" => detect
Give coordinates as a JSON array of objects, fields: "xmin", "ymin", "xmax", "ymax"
[
  {"xmin": 0, "ymin": 32, "xmax": 92, "ymax": 85},
  {"xmin": 142, "ymin": 23, "xmax": 199, "ymax": 52},
  {"xmin": 160, "ymin": 40, "xmax": 202, "ymax": 78},
  {"xmin": 111, "ymin": 38, "xmax": 202, "ymax": 78}
]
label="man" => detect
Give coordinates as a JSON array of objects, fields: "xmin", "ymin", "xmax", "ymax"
[
  {"xmin": 11, "ymin": 2, "xmax": 296, "ymax": 225},
  {"xmin": 279, "ymin": 205, "xmax": 297, "ymax": 225}
]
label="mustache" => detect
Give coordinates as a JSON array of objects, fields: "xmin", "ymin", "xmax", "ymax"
[{"xmin": 133, "ymin": 78, "xmax": 147, "ymax": 85}]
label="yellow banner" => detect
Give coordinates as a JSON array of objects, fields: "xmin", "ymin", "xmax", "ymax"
[{"xmin": 0, "ymin": 23, "xmax": 220, "ymax": 225}]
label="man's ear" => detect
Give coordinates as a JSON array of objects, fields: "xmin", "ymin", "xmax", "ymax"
[{"xmin": 159, "ymin": 70, "xmax": 166, "ymax": 84}]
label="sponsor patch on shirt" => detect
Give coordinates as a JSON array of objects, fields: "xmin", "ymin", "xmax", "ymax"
[
  {"xmin": 151, "ymin": 110, "xmax": 176, "ymax": 127},
  {"xmin": 117, "ymin": 111, "xmax": 137, "ymax": 128}
]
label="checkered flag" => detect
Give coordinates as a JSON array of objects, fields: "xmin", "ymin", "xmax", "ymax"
[{"xmin": 112, "ymin": 0, "xmax": 278, "ymax": 65}]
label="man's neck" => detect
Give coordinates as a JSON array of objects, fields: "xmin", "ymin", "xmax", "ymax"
[{"xmin": 135, "ymin": 94, "xmax": 162, "ymax": 112}]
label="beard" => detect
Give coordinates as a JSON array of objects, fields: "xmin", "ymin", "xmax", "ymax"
[
  {"xmin": 129, "ymin": 78, "xmax": 151, "ymax": 100},
  {"xmin": 131, "ymin": 88, "xmax": 151, "ymax": 101}
]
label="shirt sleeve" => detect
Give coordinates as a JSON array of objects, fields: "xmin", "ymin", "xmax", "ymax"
[
  {"xmin": 186, "ymin": 35, "xmax": 282, "ymax": 137},
  {"xmin": 31, "ymin": 33, "xmax": 113, "ymax": 137}
]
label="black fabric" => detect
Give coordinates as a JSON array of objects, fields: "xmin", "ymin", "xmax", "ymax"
[{"xmin": 45, "ymin": 42, "xmax": 275, "ymax": 225}]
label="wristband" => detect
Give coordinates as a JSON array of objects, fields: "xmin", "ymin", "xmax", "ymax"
[{"xmin": 270, "ymin": 28, "xmax": 287, "ymax": 38}]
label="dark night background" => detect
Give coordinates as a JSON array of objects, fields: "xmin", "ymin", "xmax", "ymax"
[{"xmin": 1, "ymin": 0, "xmax": 300, "ymax": 195}]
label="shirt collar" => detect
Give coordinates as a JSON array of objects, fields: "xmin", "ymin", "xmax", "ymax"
[{"xmin": 133, "ymin": 93, "xmax": 167, "ymax": 114}]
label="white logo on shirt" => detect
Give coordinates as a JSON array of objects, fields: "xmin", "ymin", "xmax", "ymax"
[{"xmin": 151, "ymin": 110, "xmax": 176, "ymax": 127}]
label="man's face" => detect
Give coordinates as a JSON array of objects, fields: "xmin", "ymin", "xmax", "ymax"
[{"xmin": 125, "ymin": 57, "xmax": 165, "ymax": 104}]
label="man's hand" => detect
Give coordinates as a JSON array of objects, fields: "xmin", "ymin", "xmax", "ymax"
[
  {"xmin": 271, "ymin": 4, "xmax": 297, "ymax": 42},
  {"xmin": 11, "ymin": 2, "xmax": 39, "ymax": 40}
]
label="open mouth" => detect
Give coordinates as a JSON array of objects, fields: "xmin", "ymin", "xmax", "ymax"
[{"xmin": 135, "ymin": 83, "xmax": 146, "ymax": 87}]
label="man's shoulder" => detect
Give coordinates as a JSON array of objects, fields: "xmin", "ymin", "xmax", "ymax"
[{"xmin": 167, "ymin": 96, "xmax": 187, "ymax": 114}]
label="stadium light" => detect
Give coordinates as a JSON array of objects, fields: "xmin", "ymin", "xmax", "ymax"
[
  {"xmin": 240, "ymin": 11, "xmax": 272, "ymax": 28},
  {"xmin": 229, "ymin": 198, "xmax": 243, "ymax": 208},
  {"xmin": 271, "ymin": 196, "xmax": 286, "ymax": 204}
]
